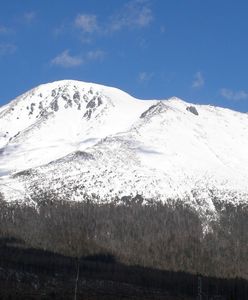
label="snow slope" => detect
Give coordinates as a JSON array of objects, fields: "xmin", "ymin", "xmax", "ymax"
[
  {"xmin": 0, "ymin": 80, "xmax": 248, "ymax": 214},
  {"xmin": 0, "ymin": 80, "xmax": 155, "ymax": 173}
]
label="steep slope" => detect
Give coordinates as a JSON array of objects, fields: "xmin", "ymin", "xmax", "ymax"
[
  {"xmin": 0, "ymin": 80, "xmax": 248, "ymax": 216},
  {"xmin": 0, "ymin": 80, "xmax": 155, "ymax": 173}
]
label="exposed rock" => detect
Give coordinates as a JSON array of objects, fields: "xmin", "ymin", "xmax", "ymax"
[{"xmin": 186, "ymin": 106, "xmax": 199, "ymax": 116}]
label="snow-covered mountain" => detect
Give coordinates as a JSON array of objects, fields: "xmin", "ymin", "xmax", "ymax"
[{"xmin": 1, "ymin": 80, "xmax": 248, "ymax": 215}]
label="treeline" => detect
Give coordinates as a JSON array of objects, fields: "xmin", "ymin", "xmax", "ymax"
[{"xmin": 0, "ymin": 192, "xmax": 247, "ymax": 280}]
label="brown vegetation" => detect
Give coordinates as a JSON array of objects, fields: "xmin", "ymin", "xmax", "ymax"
[{"xmin": 0, "ymin": 192, "xmax": 247, "ymax": 280}]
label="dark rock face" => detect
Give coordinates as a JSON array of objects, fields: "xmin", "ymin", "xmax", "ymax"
[
  {"xmin": 97, "ymin": 97, "xmax": 103, "ymax": 106},
  {"xmin": 84, "ymin": 96, "xmax": 103, "ymax": 119},
  {"xmin": 50, "ymin": 99, "xmax": 59, "ymax": 112},
  {"xmin": 140, "ymin": 102, "xmax": 167, "ymax": 119},
  {"xmin": 83, "ymin": 110, "xmax": 92, "ymax": 119},
  {"xmin": 29, "ymin": 103, "xmax": 36, "ymax": 115},
  {"xmin": 51, "ymin": 89, "xmax": 57, "ymax": 97},
  {"xmin": 86, "ymin": 99, "xmax": 96, "ymax": 109},
  {"xmin": 73, "ymin": 91, "xmax": 80, "ymax": 101},
  {"xmin": 39, "ymin": 101, "xmax": 43, "ymax": 110},
  {"xmin": 186, "ymin": 106, "xmax": 199, "ymax": 116},
  {"xmin": 140, "ymin": 104, "xmax": 157, "ymax": 119},
  {"xmin": 72, "ymin": 151, "xmax": 94, "ymax": 161},
  {"xmin": 86, "ymin": 97, "xmax": 103, "ymax": 109}
]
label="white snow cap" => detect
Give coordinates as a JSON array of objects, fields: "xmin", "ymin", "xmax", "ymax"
[{"xmin": 0, "ymin": 79, "xmax": 248, "ymax": 210}]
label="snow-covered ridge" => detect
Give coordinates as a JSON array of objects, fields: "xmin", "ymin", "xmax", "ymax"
[
  {"xmin": 0, "ymin": 80, "xmax": 156, "ymax": 172},
  {"xmin": 0, "ymin": 80, "xmax": 248, "ymax": 215}
]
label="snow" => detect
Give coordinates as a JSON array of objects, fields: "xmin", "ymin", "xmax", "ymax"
[
  {"xmin": 0, "ymin": 79, "xmax": 248, "ymax": 214},
  {"xmin": 0, "ymin": 80, "xmax": 155, "ymax": 172}
]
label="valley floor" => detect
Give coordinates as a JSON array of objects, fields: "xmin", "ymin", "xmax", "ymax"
[{"xmin": 0, "ymin": 240, "xmax": 247, "ymax": 300}]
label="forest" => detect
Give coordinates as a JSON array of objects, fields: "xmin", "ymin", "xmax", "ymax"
[{"xmin": 0, "ymin": 191, "xmax": 247, "ymax": 299}]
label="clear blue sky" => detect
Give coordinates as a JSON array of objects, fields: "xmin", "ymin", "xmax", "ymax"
[{"xmin": 1, "ymin": 0, "xmax": 248, "ymax": 112}]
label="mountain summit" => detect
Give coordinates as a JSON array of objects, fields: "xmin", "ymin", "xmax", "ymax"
[{"xmin": 1, "ymin": 80, "xmax": 248, "ymax": 213}]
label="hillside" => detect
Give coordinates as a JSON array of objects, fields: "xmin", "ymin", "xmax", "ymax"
[{"xmin": 0, "ymin": 80, "xmax": 248, "ymax": 216}]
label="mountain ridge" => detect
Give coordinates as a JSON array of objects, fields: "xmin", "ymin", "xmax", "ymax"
[{"xmin": 0, "ymin": 80, "xmax": 248, "ymax": 217}]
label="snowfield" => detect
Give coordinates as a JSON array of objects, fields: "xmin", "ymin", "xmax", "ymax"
[{"xmin": 0, "ymin": 80, "xmax": 248, "ymax": 216}]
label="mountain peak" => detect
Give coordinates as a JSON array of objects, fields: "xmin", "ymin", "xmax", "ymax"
[{"xmin": 1, "ymin": 80, "xmax": 248, "ymax": 212}]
